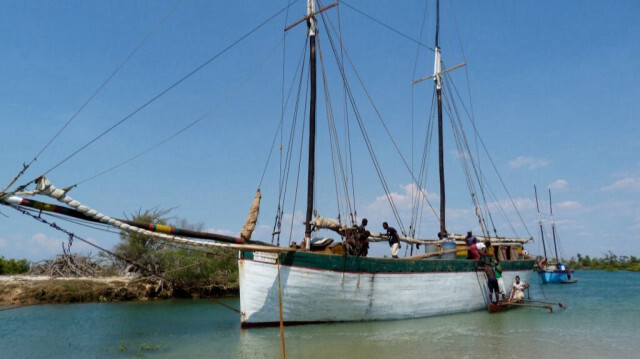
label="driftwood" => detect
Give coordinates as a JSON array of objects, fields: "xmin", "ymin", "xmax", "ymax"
[{"xmin": 28, "ymin": 250, "xmax": 116, "ymax": 278}]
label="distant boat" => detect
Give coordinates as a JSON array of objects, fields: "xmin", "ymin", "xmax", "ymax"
[{"xmin": 534, "ymin": 186, "xmax": 577, "ymax": 284}]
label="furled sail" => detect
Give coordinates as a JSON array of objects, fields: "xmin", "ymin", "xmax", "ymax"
[
  {"xmin": 29, "ymin": 177, "xmax": 285, "ymax": 252},
  {"xmin": 240, "ymin": 190, "xmax": 261, "ymax": 241}
]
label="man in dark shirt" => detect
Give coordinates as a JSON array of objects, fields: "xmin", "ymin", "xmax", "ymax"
[
  {"xmin": 464, "ymin": 230, "xmax": 477, "ymax": 259},
  {"xmin": 483, "ymin": 262, "xmax": 499, "ymax": 304},
  {"xmin": 383, "ymin": 222, "xmax": 400, "ymax": 258},
  {"xmin": 357, "ymin": 218, "xmax": 370, "ymax": 257}
]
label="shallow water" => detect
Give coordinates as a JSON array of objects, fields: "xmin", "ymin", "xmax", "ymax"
[{"xmin": 1, "ymin": 270, "xmax": 639, "ymax": 358}]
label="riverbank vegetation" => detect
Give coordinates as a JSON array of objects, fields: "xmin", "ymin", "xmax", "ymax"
[
  {"xmin": 112, "ymin": 209, "xmax": 238, "ymax": 297},
  {"xmin": 0, "ymin": 256, "xmax": 29, "ymax": 275},
  {"xmin": 566, "ymin": 252, "xmax": 640, "ymax": 272},
  {"xmin": 0, "ymin": 208, "xmax": 238, "ymax": 305}
]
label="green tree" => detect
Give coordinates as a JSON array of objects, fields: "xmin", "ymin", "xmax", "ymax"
[
  {"xmin": 0, "ymin": 256, "xmax": 30, "ymax": 274},
  {"xmin": 114, "ymin": 208, "xmax": 238, "ymax": 295},
  {"xmin": 113, "ymin": 208, "xmax": 172, "ymax": 275}
]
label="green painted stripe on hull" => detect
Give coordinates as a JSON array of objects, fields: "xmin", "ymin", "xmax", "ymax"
[{"xmin": 241, "ymin": 251, "xmax": 535, "ymax": 274}]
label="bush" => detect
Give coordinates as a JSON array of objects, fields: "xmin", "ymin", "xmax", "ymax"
[
  {"xmin": 113, "ymin": 208, "xmax": 238, "ymax": 294},
  {"xmin": 0, "ymin": 256, "xmax": 30, "ymax": 275},
  {"xmin": 568, "ymin": 252, "xmax": 640, "ymax": 272}
]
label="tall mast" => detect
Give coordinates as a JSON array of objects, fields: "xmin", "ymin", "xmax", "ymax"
[
  {"xmin": 434, "ymin": 0, "xmax": 446, "ymax": 236},
  {"xmin": 534, "ymin": 184, "xmax": 548, "ymax": 260},
  {"xmin": 304, "ymin": 0, "xmax": 317, "ymax": 248},
  {"xmin": 549, "ymin": 188, "xmax": 559, "ymax": 263}
]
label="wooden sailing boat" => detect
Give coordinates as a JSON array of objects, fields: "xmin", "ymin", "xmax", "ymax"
[
  {"xmin": 534, "ymin": 185, "xmax": 577, "ymax": 284},
  {"xmin": 0, "ymin": 1, "xmax": 537, "ymax": 327},
  {"xmin": 237, "ymin": 0, "xmax": 535, "ymax": 327}
]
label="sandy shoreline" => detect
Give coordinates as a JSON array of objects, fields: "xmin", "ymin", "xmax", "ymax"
[
  {"xmin": 0, "ymin": 275, "xmax": 238, "ymax": 306},
  {"xmin": 0, "ymin": 275, "xmax": 133, "ymax": 283},
  {"xmin": 0, "ymin": 274, "xmax": 150, "ymax": 306}
]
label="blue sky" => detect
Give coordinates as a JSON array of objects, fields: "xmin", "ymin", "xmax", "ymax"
[{"xmin": 1, "ymin": 0, "xmax": 639, "ymax": 262}]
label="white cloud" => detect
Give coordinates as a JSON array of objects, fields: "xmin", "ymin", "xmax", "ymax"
[
  {"xmin": 549, "ymin": 179, "xmax": 568, "ymax": 190},
  {"xmin": 367, "ymin": 183, "xmax": 438, "ymax": 213},
  {"xmin": 601, "ymin": 177, "xmax": 640, "ymax": 191},
  {"xmin": 486, "ymin": 197, "xmax": 536, "ymax": 213},
  {"xmin": 32, "ymin": 233, "xmax": 62, "ymax": 254},
  {"xmin": 556, "ymin": 200, "xmax": 581, "ymax": 210},
  {"xmin": 453, "ymin": 150, "xmax": 472, "ymax": 160},
  {"xmin": 508, "ymin": 156, "xmax": 549, "ymax": 170}
]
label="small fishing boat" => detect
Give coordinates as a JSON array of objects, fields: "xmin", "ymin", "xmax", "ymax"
[
  {"xmin": 489, "ymin": 298, "xmax": 563, "ymax": 313},
  {"xmin": 488, "ymin": 301, "xmax": 517, "ymax": 313},
  {"xmin": 534, "ymin": 186, "xmax": 577, "ymax": 284},
  {"xmin": 560, "ymin": 278, "xmax": 578, "ymax": 284}
]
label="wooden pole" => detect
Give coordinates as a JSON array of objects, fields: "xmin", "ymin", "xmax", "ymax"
[
  {"xmin": 401, "ymin": 248, "xmax": 459, "ymax": 260},
  {"xmin": 434, "ymin": 0, "xmax": 446, "ymax": 237},
  {"xmin": 304, "ymin": 0, "xmax": 317, "ymax": 249},
  {"xmin": 523, "ymin": 299, "xmax": 565, "ymax": 308},
  {"xmin": 506, "ymin": 301, "xmax": 553, "ymax": 312}
]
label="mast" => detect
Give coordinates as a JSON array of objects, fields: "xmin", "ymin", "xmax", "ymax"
[
  {"xmin": 534, "ymin": 184, "xmax": 548, "ymax": 260},
  {"xmin": 304, "ymin": 0, "xmax": 317, "ymax": 248},
  {"xmin": 434, "ymin": 0, "xmax": 446, "ymax": 236},
  {"xmin": 549, "ymin": 188, "xmax": 559, "ymax": 263}
]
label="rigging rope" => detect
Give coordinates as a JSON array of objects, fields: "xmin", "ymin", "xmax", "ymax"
[
  {"xmin": 8, "ymin": 202, "xmax": 245, "ymax": 313},
  {"xmin": 261, "ymin": 37, "xmax": 309, "ymax": 191},
  {"xmin": 434, "ymin": 59, "xmax": 531, "ymax": 239},
  {"xmin": 320, "ymin": 12, "xmax": 407, "ymax": 234},
  {"xmin": 75, "ymin": 40, "xmax": 284, "ymax": 188},
  {"xmin": 323, "ymin": 14, "xmax": 444, "ymax": 235},
  {"xmin": 409, "ymin": 0, "xmax": 431, "ymax": 240},
  {"xmin": 335, "ymin": 0, "xmax": 358, "ymax": 227},
  {"xmin": 267, "ymin": 37, "xmax": 309, "ymax": 245},
  {"xmin": 39, "ymin": 2, "xmax": 298, "ymax": 178},
  {"xmin": 316, "ymin": 33, "xmax": 354, "ymax": 225},
  {"xmin": 8, "ymin": 204, "xmax": 140, "ymax": 272},
  {"xmin": 3, "ymin": 0, "xmax": 185, "ymax": 193},
  {"xmin": 340, "ymin": 1, "xmax": 433, "ymax": 52}
]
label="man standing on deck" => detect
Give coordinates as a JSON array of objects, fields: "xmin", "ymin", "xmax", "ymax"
[
  {"xmin": 464, "ymin": 230, "xmax": 478, "ymax": 259},
  {"xmin": 383, "ymin": 222, "xmax": 400, "ymax": 258},
  {"xmin": 356, "ymin": 218, "xmax": 370, "ymax": 257}
]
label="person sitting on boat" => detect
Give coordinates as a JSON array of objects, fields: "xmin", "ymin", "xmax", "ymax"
[
  {"xmin": 482, "ymin": 262, "xmax": 500, "ymax": 304},
  {"xmin": 464, "ymin": 230, "xmax": 478, "ymax": 259},
  {"xmin": 509, "ymin": 275, "xmax": 530, "ymax": 302},
  {"xmin": 383, "ymin": 222, "xmax": 400, "ymax": 258}
]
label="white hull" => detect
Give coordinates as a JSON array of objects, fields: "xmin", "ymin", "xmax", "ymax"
[{"xmin": 239, "ymin": 253, "xmax": 532, "ymax": 326}]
